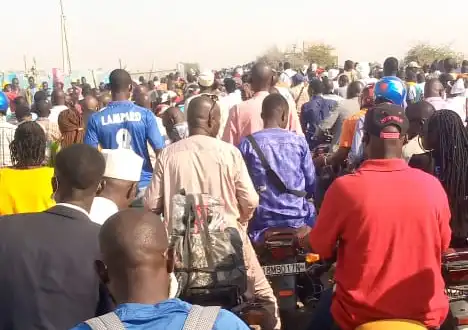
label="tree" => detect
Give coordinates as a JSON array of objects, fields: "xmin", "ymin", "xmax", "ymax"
[
  {"xmin": 304, "ymin": 43, "xmax": 336, "ymax": 68},
  {"xmin": 404, "ymin": 43, "xmax": 463, "ymax": 66},
  {"xmin": 257, "ymin": 46, "xmax": 285, "ymax": 67},
  {"xmin": 257, "ymin": 42, "xmax": 337, "ymax": 69}
]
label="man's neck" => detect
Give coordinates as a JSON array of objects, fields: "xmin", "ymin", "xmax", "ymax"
[
  {"xmin": 56, "ymin": 198, "xmax": 93, "ymax": 213},
  {"xmin": 113, "ymin": 93, "xmax": 130, "ymax": 102},
  {"xmin": 114, "ymin": 272, "xmax": 170, "ymax": 306},
  {"xmin": 253, "ymin": 86, "xmax": 270, "ymax": 94},
  {"xmin": 99, "ymin": 192, "xmax": 127, "ymax": 210},
  {"xmin": 263, "ymin": 121, "xmax": 280, "ymax": 130},
  {"xmin": 199, "ymin": 87, "xmax": 213, "ymax": 94},
  {"xmin": 368, "ymin": 152, "xmax": 402, "ymax": 160},
  {"xmin": 189, "ymin": 128, "xmax": 211, "ymax": 137}
]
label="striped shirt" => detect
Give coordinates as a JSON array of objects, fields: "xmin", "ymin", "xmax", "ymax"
[
  {"xmin": 36, "ymin": 118, "xmax": 62, "ymax": 164},
  {"xmin": 0, "ymin": 116, "xmax": 16, "ymax": 168}
]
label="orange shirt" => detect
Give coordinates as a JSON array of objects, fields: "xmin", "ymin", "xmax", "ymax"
[{"xmin": 339, "ymin": 108, "xmax": 367, "ymax": 148}]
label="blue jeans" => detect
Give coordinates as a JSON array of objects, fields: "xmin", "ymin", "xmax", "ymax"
[{"xmin": 308, "ymin": 288, "xmax": 334, "ymax": 330}]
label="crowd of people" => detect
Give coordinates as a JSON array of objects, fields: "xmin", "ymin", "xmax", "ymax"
[{"xmin": 0, "ymin": 54, "xmax": 466, "ymax": 330}]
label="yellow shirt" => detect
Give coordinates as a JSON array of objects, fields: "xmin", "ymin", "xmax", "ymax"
[{"xmin": 0, "ymin": 167, "xmax": 56, "ymax": 215}]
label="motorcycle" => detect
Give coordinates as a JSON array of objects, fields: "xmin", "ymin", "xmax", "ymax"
[
  {"xmin": 441, "ymin": 248, "xmax": 468, "ymax": 330},
  {"xmin": 255, "ymin": 227, "xmax": 327, "ymax": 330}
]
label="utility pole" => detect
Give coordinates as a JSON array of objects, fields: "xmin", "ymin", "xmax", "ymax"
[{"xmin": 59, "ymin": 0, "xmax": 72, "ymax": 74}]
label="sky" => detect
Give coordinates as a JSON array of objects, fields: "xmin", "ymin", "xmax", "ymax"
[{"xmin": 3, "ymin": 0, "xmax": 468, "ymax": 73}]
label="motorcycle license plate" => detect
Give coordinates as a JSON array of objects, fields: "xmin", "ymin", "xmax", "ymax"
[{"xmin": 262, "ymin": 263, "xmax": 306, "ymax": 276}]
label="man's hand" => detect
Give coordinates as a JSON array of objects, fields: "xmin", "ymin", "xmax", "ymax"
[
  {"xmin": 313, "ymin": 154, "xmax": 327, "ymax": 168},
  {"xmin": 297, "ymin": 227, "xmax": 311, "ymax": 250}
]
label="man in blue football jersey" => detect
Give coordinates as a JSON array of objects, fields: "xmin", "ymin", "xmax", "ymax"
[{"xmin": 85, "ymin": 69, "xmax": 164, "ymax": 196}]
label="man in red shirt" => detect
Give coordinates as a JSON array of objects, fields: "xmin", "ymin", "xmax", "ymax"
[{"xmin": 307, "ymin": 103, "xmax": 451, "ymax": 330}]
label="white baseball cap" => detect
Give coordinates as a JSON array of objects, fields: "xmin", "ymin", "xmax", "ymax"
[
  {"xmin": 198, "ymin": 71, "xmax": 215, "ymax": 87},
  {"xmin": 407, "ymin": 61, "xmax": 420, "ymax": 68},
  {"xmin": 101, "ymin": 149, "xmax": 144, "ymax": 182}
]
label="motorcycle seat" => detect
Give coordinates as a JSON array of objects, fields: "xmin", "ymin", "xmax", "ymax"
[
  {"xmin": 355, "ymin": 319, "xmax": 426, "ymax": 330},
  {"xmin": 263, "ymin": 226, "xmax": 311, "ymax": 242}
]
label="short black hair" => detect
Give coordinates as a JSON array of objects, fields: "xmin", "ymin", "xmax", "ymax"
[
  {"xmin": 439, "ymin": 73, "xmax": 454, "ymax": 89},
  {"xmin": 82, "ymin": 86, "xmax": 92, "ymax": 97},
  {"xmin": 262, "ymin": 93, "xmax": 289, "ymax": 119},
  {"xmin": 10, "ymin": 121, "xmax": 46, "ymax": 167},
  {"xmin": 444, "ymin": 58, "xmax": 457, "ymax": 72},
  {"xmin": 338, "ymin": 74, "xmax": 349, "ymax": 86},
  {"xmin": 15, "ymin": 105, "xmax": 31, "ymax": 121},
  {"xmin": 406, "ymin": 70, "xmax": 417, "ymax": 82},
  {"xmin": 322, "ymin": 77, "xmax": 334, "ymax": 94},
  {"xmin": 109, "ymin": 69, "xmax": 132, "ymax": 94},
  {"xmin": 13, "ymin": 96, "xmax": 28, "ymax": 108},
  {"xmin": 55, "ymin": 144, "xmax": 105, "ymax": 190},
  {"xmin": 283, "ymin": 62, "xmax": 291, "ymax": 70},
  {"xmin": 416, "ymin": 73, "xmax": 426, "ymax": 84},
  {"xmin": 34, "ymin": 90, "xmax": 48, "ymax": 103},
  {"xmin": 36, "ymin": 100, "xmax": 51, "ymax": 117},
  {"xmin": 224, "ymin": 78, "xmax": 237, "ymax": 94},
  {"xmin": 347, "ymin": 81, "xmax": 363, "ymax": 99},
  {"xmin": 344, "ymin": 60, "xmax": 354, "ymax": 71},
  {"xmin": 308, "ymin": 79, "xmax": 324, "ymax": 95},
  {"xmin": 383, "ymin": 57, "xmax": 399, "ymax": 76}
]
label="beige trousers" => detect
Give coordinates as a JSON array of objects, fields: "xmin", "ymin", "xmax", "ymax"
[{"xmin": 238, "ymin": 223, "xmax": 281, "ymax": 330}]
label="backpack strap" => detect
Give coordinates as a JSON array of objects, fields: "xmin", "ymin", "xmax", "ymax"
[
  {"xmin": 85, "ymin": 312, "xmax": 126, "ymax": 330},
  {"xmin": 246, "ymin": 135, "xmax": 307, "ymax": 198},
  {"xmin": 182, "ymin": 305, "xmax": 221, "ymax": 330}
]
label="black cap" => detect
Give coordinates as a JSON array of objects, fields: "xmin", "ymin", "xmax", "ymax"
[{"xmin": 364, "ymin": 103, "xmax": 409, "ymax": 139}]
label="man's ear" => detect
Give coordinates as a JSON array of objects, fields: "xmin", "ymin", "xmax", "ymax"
[
  {"xmin": 166, "ymin": 247, "xmax": 175, "ymax": 274},
  {"xmin": 126, "ymin": 182, "xmax": 138, "ymax": 202},
  {"xmin": 96, "ymin": 180, "xmax": 106, "ymax": 196},
  {"xmin": 51, "ymin": 176, "xmax": 58, "ymax": 193},
  {"xmin": 207, "ymin": 110, "xmax": 213, "ymax": 128},
  {"xmin": 95, "ymin": 260, "xmax": 109, "ymax": 284},
  {"xmin": 419, "ymin": 118, "xmax": 427, "ymax": 130},
  {"xmin": 282, "ymin": 109, "xmax": 288, "ymax": 122}
]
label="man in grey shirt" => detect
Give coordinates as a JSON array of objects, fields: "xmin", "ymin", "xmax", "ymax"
[{"xmin": 320, "ymin": 81, "xmax": 363, "ymax": 148}]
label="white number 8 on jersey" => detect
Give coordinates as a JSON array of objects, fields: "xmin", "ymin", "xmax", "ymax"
[{"xmin": 115, "ymin": 128, "xmax": 132, "ymax": 149}]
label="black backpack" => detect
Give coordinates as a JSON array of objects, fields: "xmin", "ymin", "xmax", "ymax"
[{"xmin": 170, "ymin": 192, "xmax": 247, "ymax": 309}]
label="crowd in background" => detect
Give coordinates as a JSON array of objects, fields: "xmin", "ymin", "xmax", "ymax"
[{"xmin": 0, "ymin": 53, "xmax": 468, "ymax": 330}]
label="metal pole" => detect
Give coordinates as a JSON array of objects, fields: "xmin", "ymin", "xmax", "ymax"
[
  {"xmin": 148, "ymin": 60, "xmax": 155, "ymax": 81},
  {"xmin": 60, "ymin": 0, "xmax": 72, "ymax": 74},
  {"xmin": 60, "ymin": 2, "xmax": 65, "ymax": 72}
]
